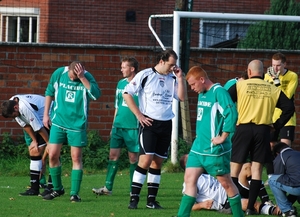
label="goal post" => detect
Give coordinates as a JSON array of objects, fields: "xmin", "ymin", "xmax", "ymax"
[
  {"xmin": 173, "ymin": 11, "xmax": 300, "ymax": 61},
  {"xmin": 149, "ymin": 11, "xmax": 300, "ymax": 164}
]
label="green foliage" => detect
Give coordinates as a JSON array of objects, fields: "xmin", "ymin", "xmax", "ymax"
[
  {"xmin": 60, "ymin": 130, "xmax": 130, "ymax": 173},
  {"xmin": 0, "ymin": 131, "xmax": 192, "ymax": 175},
  {"xmin": 238, "ymin": 0, "xmax": 300, "ymax": 49},
  {"xmin": 0, "ymin": 132, "xmax": 27, "ymax": 159}
]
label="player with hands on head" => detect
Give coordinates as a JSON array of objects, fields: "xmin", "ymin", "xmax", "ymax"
[
  {"xmin": 42, "ymin": 61, "xmax": 101, "ymax": 202},
  {"xmin": 123, "ymin": 49, "xmax": 186, "ymax": 209},
  {"xmin": 0, "ymin": 94, "xmax": 52, "ymax": 196}
]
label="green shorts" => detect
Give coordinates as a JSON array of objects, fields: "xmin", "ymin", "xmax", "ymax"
[
  {"xmin": 110, "ymin": 127, "xmax": 139, "ymax": 153},
  {"xmin": 186, "ymin": 151, "xmax": 230, "ymax": 176},
  {"xmin": 49, "ymin": 124, "xmax": 87, "ymax": 147}
]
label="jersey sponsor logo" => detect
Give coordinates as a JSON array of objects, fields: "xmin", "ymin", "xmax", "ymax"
[
  {"xmin": 60, "ymin": 83, "xmax": 85, "ymax": 91},
  {"xmin": 246, "ymin": 83, "xmax": 271, "ymax": 99},
  {"xmin": 152, "ymin": 90, "xmax": 173, "ymax": 105},
  {"xmin": 198, "ymin": 101, "xmax": 212, "ymax": 107},
  {"xmin": 65, "ymin": 90, "xmax": 76, "ymax": 103}
]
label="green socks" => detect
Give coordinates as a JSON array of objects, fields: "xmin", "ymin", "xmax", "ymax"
[
  {"xmin": 40, "ymin": 174, "xmax": 46, "ymax": 186},
  {"xmin": 105, "ymin": 160, "xmax": 119, "ymax": 191},
  {"xmin": 49, "ymin": 166, "xmax": 63, "ymax": 191},
  {"xmin": 177, "ymin": 194, "xmax": 196, "ymax": 217},
  {"xmin": 228, "ymin": 194, "xmax": 244, "ymax": 217},
  {"xmin": 70, "ymin": 169, "xmax": 83, "ymax": 196}
]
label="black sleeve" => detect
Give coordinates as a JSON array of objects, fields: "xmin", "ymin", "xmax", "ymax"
[
  {"xmin": 273, "ymin": 91, "xmax": 295, "ymax": 130},
  {"xmin": 227, "ymin": 83, "xmax": 237, "ymax": 103}
]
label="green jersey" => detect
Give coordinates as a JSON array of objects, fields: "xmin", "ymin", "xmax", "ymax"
[
  {"xmin": 45, "ymin": 66, "xmax": 101, "ymax": 131},
  {"xmin": 223, "ymin": 78, "xmax": 238, "ymax": 90},
  {"xmin": 113, "ymin": 78, "xmax": 138, "ymax": 129},
  {"xmin": 191, "ymin": 83, "xmax": 237, "ymax": 156}
]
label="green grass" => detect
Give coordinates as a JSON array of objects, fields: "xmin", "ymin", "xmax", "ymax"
[{"xmin": 0, "ymin": 170, "xmax": 299, "ymax": 217}]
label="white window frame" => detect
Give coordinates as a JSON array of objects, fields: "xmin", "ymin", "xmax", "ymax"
[
  {"xmin": 0, "ymin": 7, "xmax": 40, "ymax": 42},
  {"xmin": 199, "ymin": 20, "xmax": 254, "ymax": 48}
]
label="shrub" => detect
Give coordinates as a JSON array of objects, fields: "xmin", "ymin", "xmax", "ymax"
[{"xmin": 0, "ymin": 131, "xmax": 191, "ymax": 175}]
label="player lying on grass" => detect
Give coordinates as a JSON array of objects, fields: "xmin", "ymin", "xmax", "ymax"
[{"xmin": 179, "ymin": 154, "xmax": 281, "ymax": 215}]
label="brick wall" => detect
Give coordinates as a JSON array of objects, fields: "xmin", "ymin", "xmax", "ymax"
[{"xmin": 0, "ymin": 44, "xmax": 299, "ymax": 150}]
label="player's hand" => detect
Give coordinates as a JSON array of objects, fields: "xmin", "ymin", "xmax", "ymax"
[
  {"xmin": 203, "ymin": 200, "xmax": 213, "ymax": 209},
  {"xmin": 272, "ymin": 206, "xmax": 282, "ymax": 215},
  {"xmin": 43, "ymin": 115, "xmax": 51, "ymax": 129},
  {"xmin": 173, "ymin": 65, "xmax": 184, "ymax": 79},
  {"xmin": 29, "ymin": 141, "xmax": 38, "ymax": 152},
  {"xmin": 74, "ymin": 63, "xmax": 85, "ymax": 79},
  {"xmin": 211, "ymin": 135, "xmax": 225, "ymax": 145},
  {"xmin": 267, "ymin": 67, "xmax": 280, "ymax": 86},
  {"xmin": 136, "ymin": 114, "xmax": 153, "ymax": 127}
]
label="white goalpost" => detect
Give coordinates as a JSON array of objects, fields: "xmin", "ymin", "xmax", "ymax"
[{"xmin": 148, "ymin": 11, "xmax": 300, "ymax": 164}]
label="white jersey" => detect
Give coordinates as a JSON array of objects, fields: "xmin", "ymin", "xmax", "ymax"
[
  {"xmin": 124, "ymin": 67, "xmax": 179, "ymax": 121},
  {"xmin": 10, "ymin": 94, "xmax": 45, "ymax": 132},
  {"xmin": 182, "ymin": 174, "xmax": 227, "ymax": 210}
]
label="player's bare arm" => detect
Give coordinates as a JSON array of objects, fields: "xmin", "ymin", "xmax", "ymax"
[
  {"xmin": 23, "ymin": 125, "xmax": 39, "ymax": 152},
  {"xmin": 123, "ymin": 93, "xmax": 153, "ymax": 127},
  {"xmin": 43, "ymin": 96, "xmax": 53, "ymax": 129},
  {"xmin": 192, "ymin": 200, "xmax": 213, "ymax": 211},
  {"xmin": 173, "ymin": 66, "xmax": 186, "ymax": 101},
  {"xmin": 211, "ymin": 132, "xmax": 229, "ymax": 145}
]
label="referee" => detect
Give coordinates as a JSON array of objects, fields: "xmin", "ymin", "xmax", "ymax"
[{"xmin": 228, "ymin": 59, "xmax": 294, "ymax": 215}]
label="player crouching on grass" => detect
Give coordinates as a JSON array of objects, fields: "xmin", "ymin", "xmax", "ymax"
[
  {"xmin": 1, "ymin": 94, "xmax": 52, "ymax": 196},
  {"xmin": 178, "ymin": 154, "xmax": 282, "ymax": 216}
]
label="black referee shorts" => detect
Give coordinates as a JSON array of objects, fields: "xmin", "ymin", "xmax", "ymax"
[{"xmin": 231, "ymin": 123, "xmax": 272, "ymax": 164}]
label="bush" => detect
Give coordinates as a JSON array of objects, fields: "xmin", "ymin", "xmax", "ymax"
[{"xmin": 0, "ymin": 131, "xmax": 191, "ymax": 175}]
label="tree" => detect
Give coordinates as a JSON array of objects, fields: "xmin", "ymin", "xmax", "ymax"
[{"xmin": 238, "ymin": 0, "xmax": 300, "ymax": 49}]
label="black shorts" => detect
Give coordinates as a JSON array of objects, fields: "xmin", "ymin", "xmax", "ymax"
[
  {"xmin": 231, "ymin": 124, "xmax": 272, "ymax": 164},
  {"xmin": 139, "ymin": 119, "xmax": 172, "ymax": 159},
  {"xmin": 24, "ymin": 127, "xmax": 50, "ymax": 147},
  {"xmin": 270, "ymin": 126, "xmax": 295, "ymax": 142}
]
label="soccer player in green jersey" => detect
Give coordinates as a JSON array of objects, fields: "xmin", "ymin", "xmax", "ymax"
[
  {"xmin": 92, "ymin": 57, "xmax": 139, "ymax": 195},
  {"xmin": 42, "ymin": 61, "xmax": 101, "ymax": 202},
  {"xmin": 176, "ymin": 66, "xmax": 244, "ymax": 217}
]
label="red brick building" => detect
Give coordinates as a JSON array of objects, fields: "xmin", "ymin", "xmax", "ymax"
[
  {"xmin": 0, "ymin": 1, "xmax": 300, "ymax": 150},
  {"xmin": 0, "ymin": 0, "xmax": 270, "ymax": 45}
]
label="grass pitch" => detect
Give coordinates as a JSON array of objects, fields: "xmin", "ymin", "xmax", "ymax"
[{"xmin": 0, "ymin": 171, "xmax": 298, "ymax": 217}]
